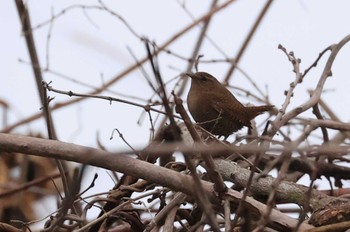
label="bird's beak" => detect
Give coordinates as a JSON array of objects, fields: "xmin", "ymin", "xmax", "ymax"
[{"xmin": 184, "ymin": 72, "xmax": 195, "ymax": 79}]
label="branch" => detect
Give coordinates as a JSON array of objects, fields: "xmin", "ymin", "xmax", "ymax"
[
  {"xmin": 1, "ymin": 0, "xmax": 236, "ymax": 134},
  {"xmin": 269, "ymin": 34, "xmax": 350, "ymax": 137},
  {"xmin": 224, "ymin": 0, "xmax": 273, "ymax": 83},
  {"xmin": 0, "ymin": 133, "xmax": 313, "ymax": 231}
]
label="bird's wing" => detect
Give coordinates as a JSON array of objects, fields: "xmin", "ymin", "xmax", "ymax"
[{"xmin": 211, "ymin": 95, "xmax": 251, "ymax": 127}]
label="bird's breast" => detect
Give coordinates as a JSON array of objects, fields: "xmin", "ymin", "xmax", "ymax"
[{"xmin": 187, "ymin": 89, "xmax": 220, "ymax": 123}]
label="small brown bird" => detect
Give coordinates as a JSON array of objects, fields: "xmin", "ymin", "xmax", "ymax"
[{"xmin": 186, "ymin": 72, "xmax": 274, "ymax": 139}]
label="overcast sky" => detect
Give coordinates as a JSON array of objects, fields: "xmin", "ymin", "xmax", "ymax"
[{"xmin": 3, "ymin": 1, "xmax": 350, "ymax": 146}]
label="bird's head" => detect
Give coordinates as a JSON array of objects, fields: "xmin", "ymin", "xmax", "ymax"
[{"xmin": 185, "ymin": 72, "xmax": 221, "ymax": 89}]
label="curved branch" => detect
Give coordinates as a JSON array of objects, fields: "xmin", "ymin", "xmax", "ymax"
[
  {"xmin": 269, "ymin": 34, "xmax": 350, "ymax": 137},
  {"xmin": 0, "ymin": 133, "xmax": 313, "ymax": 231}
]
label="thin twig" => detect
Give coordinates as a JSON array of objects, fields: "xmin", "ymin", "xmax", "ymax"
[{"xmin": 224, "ymin": 0, "xmax": 274, "ymax": 83}]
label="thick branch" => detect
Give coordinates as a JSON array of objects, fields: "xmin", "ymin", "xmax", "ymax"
[
  {"xmin": 0, "ymin": 133, "xmax": 313, "ymax": 231},
  {"xmin": 213, "ymin": 159, "xmax": 350, "ymax": 213},
  {"xmin": 0, "ymin": 133, "xmax": 198, "ymax": 197}
]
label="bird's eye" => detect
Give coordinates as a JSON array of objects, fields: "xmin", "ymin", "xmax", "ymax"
[{"xmin": 200, "ymin": 76, "xmax": 207, "ymax": 81}]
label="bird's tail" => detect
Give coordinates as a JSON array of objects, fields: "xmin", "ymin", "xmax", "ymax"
[{"xmin": 246, "ymin": 105, "xmax": 274, "ymax": 120}]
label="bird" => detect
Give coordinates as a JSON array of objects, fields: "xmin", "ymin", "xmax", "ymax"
[{"xmin": 186, "ymin": 72, "xmax": 274, "ymax": 139}]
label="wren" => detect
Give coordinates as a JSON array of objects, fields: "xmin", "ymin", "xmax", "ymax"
[{"xmin": 186, "ymin": 72, "xmax": 274, "ymax": 139}]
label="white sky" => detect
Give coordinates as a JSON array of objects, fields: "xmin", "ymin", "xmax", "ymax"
[{"xmin": 2, "ymin": 1, "xmax": 350, "ymax": 146}]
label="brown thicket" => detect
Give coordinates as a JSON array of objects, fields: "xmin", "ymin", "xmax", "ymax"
[{"xmin": 2, "ymin": 1, "xmax": 350, "ymax": 232}]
